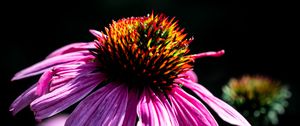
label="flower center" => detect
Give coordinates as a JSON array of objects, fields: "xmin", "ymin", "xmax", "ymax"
[{"xmin": 92, "ymin": 13, "xmax": 193, "ymax": 90}]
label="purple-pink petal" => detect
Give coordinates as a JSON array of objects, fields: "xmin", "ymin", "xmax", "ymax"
[
  {"xmin": 122, "ymin": 88, "xmax": 139, "ymax": 126},
  {"xmin": 46, "ymin": 42, "xmax": 95, "ymax": 59},
  {"xmin": 30, "ymin": 72, "xmax": 105, "ymax": 120},
  {"xmin": 65, "ymin": 83, "xmax": 128, "ymax": 126},
  {"xmin": 36, "ymin": 69, "xmax": 54, "ymax": 96},
  {"xmin": 178, "ymin": 70, "xmax": 198, "ymax": 82},
  {"xmin": 12, "ymin": 51, "xmax": 94, "ymax": 81},
  {"xmin": 65, "ymin": 83, "xmax": 116, "ymax": 126},
  {"xmin": 156, "ymin": 91, "xmax": 179, "ymax": 126},
  {"xmin": 89, "ymin": 84, "xmax": 127, "ymax": 126},
  {"xmin": 179, "ymin": 78, "xmax": 251, "ymax": 126},
  {"xmin": 89, "ymin": 29, "xmax": 107, "ymax": 41},
  {"xmin": 10, "ymin": 84, "xmax": 38, "ymax": 115},
  {"xmin": 137, "ymin": 88, "xmax": 175, "ymax": 126},
  {"xmin": 168, "ymin": 87, "xmax": 218, "ymax": 126}
]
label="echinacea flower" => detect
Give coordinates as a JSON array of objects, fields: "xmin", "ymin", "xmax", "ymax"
[
  {"xmin": 222, "ymin": 75, "xmax": 291, "ymax": 125},
  {"xmin": 10, "ymin": 13, "xmax": 250, "ymax": 126}
]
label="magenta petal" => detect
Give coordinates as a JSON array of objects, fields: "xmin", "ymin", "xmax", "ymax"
[
  {"xmin": 36, "ymin": 70, "xmax": 54, "ymax": 96},
  {"xmin": 66, "ymin": 83, "xmax": 128, "ymax": 126},
  {"xmin": 30, "ymin": 73, "xmax": 105, "ymax": 120},
  {"xmin": 10, "ymin": 84, "xmax": 38, "ymax": 115},
  {"xmin": 122, "ymin": 89, "xmax": 139, "ymax": 126},
  {"xmin": 137, "ymin": 88, "xmax": 175, "ymax": 126},
  {"xmin": 180, "ymin": 78, "xmax": 251, "ymax": 126},
  {"xmin": 178, "ymin": 70, "xmax": 198, "ymax": 82},
  {"xmin": 168, "ymin": 87, "xmax": 218, "ymax": 126},
  {"xmin": 156, "ymin": 91, "xmax": 179, "ymax": 126},
  {"xmin": 46, "ymin": 42, "xmax": 95, "ymax": 59},
  {"xmin": 12, "ymin": 51, "xmax": 94, "ymax": 81}
]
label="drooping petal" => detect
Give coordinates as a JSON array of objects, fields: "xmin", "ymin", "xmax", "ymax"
[
  {"xmin": 65, "ymin": 83, "xmax": 116, "ymax": 126},
  {"xmin": 12, "ymin": 51, "xmax": 94, "ymax": 81},
  {"xmin": 65, "ymin": 83, "xmax": 128, "ymax": 126},
  {"xmin": 88, "ymin": 84, "xmax": 128, "ymax": 126},
  {"xmin": 168, "ymin": 87, "xmax": 218, "ymax": 126},
  {"xmin": 191, "ymin": 50, "xmax": 225, "ymax": 59},
  {"xmin": 122, "ymin": 88, "xmax": 139, "ymax": 126},
  {"xmin": 46, "ymin": 42, "xmax": 95, "ymax": 58},
  {"xmin": 30, "ymin": 72, "xmax": 105, "ymax": 120},
  {"xmin": 137, "ymin": 88, "xmax": 176, "ymax": 126},
  {"xmin": 10, "ymin": 84, "xmax": 38, "ymax": 115},
  {"xmin": 156, "ymin": 92, "xmax": 179, "ymax": 126},
  {"xmin": 179, "ymin": 78, "xmax": 251, "ymax": 126}
]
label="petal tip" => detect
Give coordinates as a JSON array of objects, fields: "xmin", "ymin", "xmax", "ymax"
[{"xmin": 89, "ymin": 29, "xmax": 102, "ymax": 38}]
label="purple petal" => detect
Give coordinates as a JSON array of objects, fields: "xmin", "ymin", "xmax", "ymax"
[
  {"xmin": 65, "ymin": 83, "xmax": 128, "ymax": 126},
  {"xmin": 12, "ymin": 51, "xmax": 94, "ymax": 81},
  {"xmin": 48, "ymin": 63, "xmax": 97, "ymax": 91},
  {"xmin": 122, "ymin": 88, "xmax": 139, "ymax": 126},
  {"xmin": 168, "ymin": 87, "xmax": 218, "ymax": 126},
  {"xmin": 65, "ymin": 83, "xmax": 116, "ymax": 126},
  {"xmin": 89, "ymin": 84, "xmax": 128, "ymax": 126},
  {"xmin": 10, "ymin": 84, "xmax": 38, "ymax": 115},
  {"xmin": 30, "ymin": 72, "xmax": 105, "ymax": 120},
  {"xmin": 137, "ymin": 88, "xmax": 176, "ymax": 126},
  {"xmin": 179, "ymin": 78, "xmax": 251, "ymax": 126},
  {"xmin": 46, "ymin": 42, "xmax": 95, "ymax": 59}
]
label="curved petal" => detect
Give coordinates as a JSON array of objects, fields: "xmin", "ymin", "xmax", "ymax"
[
  {"xmin": 46, "ymin": 42, "xmax": 95, "ymax": 58},
  {"xmin": 168, "ymin": 87, "xmax": 218, "ymax": 126},
  {"xmin": 12, "ymin": 51, "xmax": 94, "ymax": 81},
  {"xmin": 89, "ymin": 29, "xmax": 107, "ymax": 41},
  {"xmin": 179, "ymin": 78, "xmax": 251, "ymax": 126},
  {"xmin": 10, "ymin": 84, "xmax": 38, "ymax": 115},
  {"xmin": 30, "ymin": 72, "xmax": 105, "ymax": 120},
  {"xmin": 65, "ymin": 83, "xmax": 128, "ymax": 126},
  {"xmin": 178, "ymin": 70, "xmax": 198, "ymax": 82},
  {"xmin": 191, "ymin": 50, "xmax": 225, "ymax": 59},
  {"xmin": 137, "ymin": 88, "xmax": 176, "ymax": 126},
  {"xmin": 9, "ymin": 63, "xmax": 84, "ymax": 115}
]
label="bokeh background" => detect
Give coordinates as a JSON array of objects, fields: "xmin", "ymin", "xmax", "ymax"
[{"xmin": 1, "ymin": 0, "xmax": 297, "ymax": 125}]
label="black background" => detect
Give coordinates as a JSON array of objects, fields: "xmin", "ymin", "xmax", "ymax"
[{"xmin": 1, "ymin": 0, "xmax": 297, "ymax": 125}]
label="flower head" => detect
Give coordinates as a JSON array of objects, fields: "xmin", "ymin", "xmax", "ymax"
[
  {"xmin": 11, "ymin": 13, "xmax": 250, "ymax": 126},
  {"xmin": 222, "ymin": 75, "xmax": 291, "ymax": 125}
]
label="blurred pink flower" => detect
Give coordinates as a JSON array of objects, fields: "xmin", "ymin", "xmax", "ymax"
[{"xmin": 10, "ymin": 13, "xmax": 250, "ymax": 126}]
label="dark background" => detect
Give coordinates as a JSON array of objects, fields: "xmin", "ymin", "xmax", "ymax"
[{"xmin": 1, "ymin": 0, "xmax": 297, "ymax": 125}]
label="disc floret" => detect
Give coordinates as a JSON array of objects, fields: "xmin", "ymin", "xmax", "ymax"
[{"xmin": 92, "ymin": 13, "xmax": 194, "ymax": 90}]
